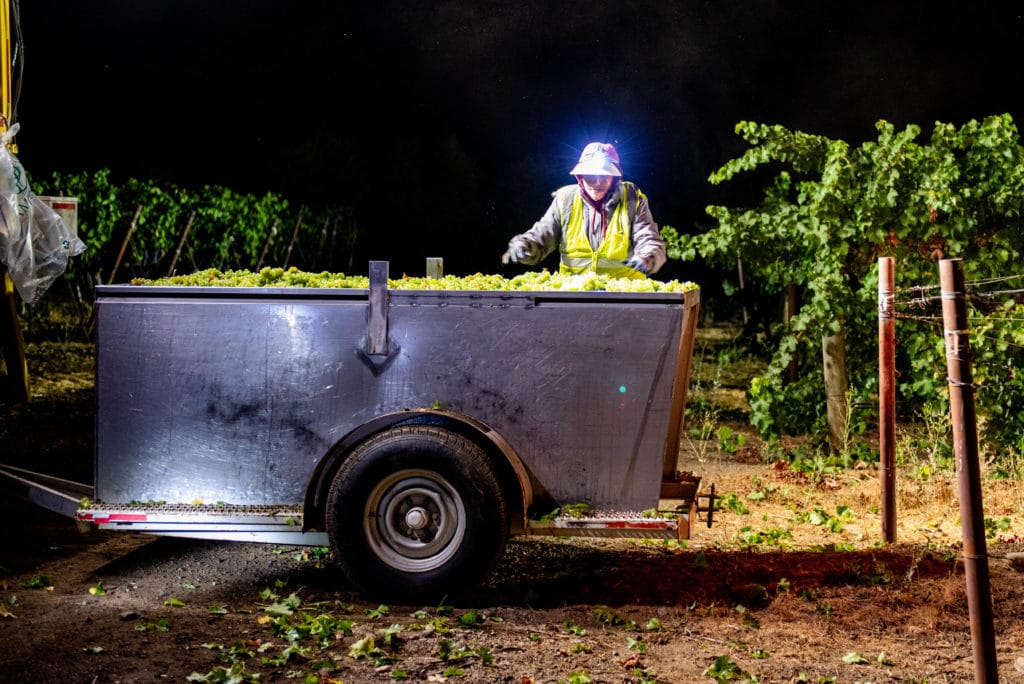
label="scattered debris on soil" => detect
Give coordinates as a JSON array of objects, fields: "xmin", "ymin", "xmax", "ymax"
[{"xmin": 3, "ymin": 339, "xmax": 1024, "ymax": 683}]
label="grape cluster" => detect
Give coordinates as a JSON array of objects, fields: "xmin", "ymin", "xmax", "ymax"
[{"xmin": 133, "ymin": 266, "xmax": 698, "ymax": 293}]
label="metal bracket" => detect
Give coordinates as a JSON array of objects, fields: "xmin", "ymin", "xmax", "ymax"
[
  {"xmin": 697, "ymin": 483, "xmax": 716, "ymax": 528},
  {"xmin": 365, "ymin": 260, "xmax": 389, "ymax": 356},
  {"xmin": 358, "ymin": 260, "xmax": 401, "ymax": 374}
]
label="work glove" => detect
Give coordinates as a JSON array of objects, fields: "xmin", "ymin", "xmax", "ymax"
[
  {"xmin": 501, "ymin": 237, "xmax": 532, "ymax": 265},
  {"xmin": 626, "ymin": 255, "xmax": 652, "ymax": 274}
]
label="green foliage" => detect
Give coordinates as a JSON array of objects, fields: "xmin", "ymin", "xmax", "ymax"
[
  {"xmin": 564, "ymin": 620, "xmax": 587, "ymax": 636},
  {"xmin": 135, "ymin": 618, "xmax": 171, "ymax": 633},
  {"xmin": 802, "ymin": 506, "xmax": 854, "ymax": 533},
  {"xmin": 626, "ymin": 635, "xmax": 647, "ymax": 653},
  {"xmin": 562, "ymin": 672, "xmax": 593, "ymax": 684},
  {"xmin": 703, "ymin": 654, "xmax": 756, "ymax": 682},
  {"xmin": 984, "ymin": 516, "xmax": 1012, "ymax": 539},
  {"xmin": 677, "ymin": 114, "xmax": 1024, "ymax": 467},
  {"xmin": 737, "ymin": 525, "xmax": 793, "ymax": 548},
  {"xmin": 593, "ymin": 605, "xmax": 636, "ymax": 629},
  {"xmin": 35, "ymin": 168, "xmax": 354, "ymax": 293},
  {"xmin": 457, "ymin": 609, "xmax": 484, "ymax": 628},
  {"xmin": 734, "ymin": 604, "xmax": 760, "ymax": 629},
  {"xmin": 348, "ymin": 635, "xmax": 381, "ymax": 660},
  {"xmin": 186, "ymin": 662, "xmax": 260, "ymax": 683},
  {"xmin": 364, "ymin": 604, "xmax": 390, "ymax": 620},
  {"xmin": 718, "ymin": 425, "xmax": 746, "ymax": 454},
  {"xmin": 719, "ymin": 492, "xmax": 750, "ymax": 515},
  {"xmin": 21, "ymin": 574, "xmax": 53, "ymax": 589}
]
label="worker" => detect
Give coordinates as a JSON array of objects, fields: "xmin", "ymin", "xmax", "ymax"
[{"xmin": 501, "ymin": 142, "xmax": 666, "ymax": 278}]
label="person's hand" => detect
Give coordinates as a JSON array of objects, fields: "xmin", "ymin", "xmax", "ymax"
[
  {"xmin": 626, "ymin": 255, "xmax": 651, "ymax": 274},
  {"xmin": 501, "ymin": 238, "xmax": 531, "ymax": 265}
]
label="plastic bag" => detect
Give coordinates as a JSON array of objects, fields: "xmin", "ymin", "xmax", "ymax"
[{"xmin": 0, "ymin": 123, "xmax": 86, "ymax": 304}]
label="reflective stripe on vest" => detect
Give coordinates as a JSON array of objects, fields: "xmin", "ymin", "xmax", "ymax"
[{"xmin": 557, "ymin": 182, "xmax": 645, "ymax": 279}]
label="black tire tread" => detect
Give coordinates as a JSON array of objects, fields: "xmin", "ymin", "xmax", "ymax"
[{"xmin": 325, "ymin": 425, "xmax": 508, "ymax": 602}]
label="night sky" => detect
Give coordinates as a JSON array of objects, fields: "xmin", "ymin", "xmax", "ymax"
[{"xmin": 12, "ymin": 1, "xmax": 1024, "ymax": 279}]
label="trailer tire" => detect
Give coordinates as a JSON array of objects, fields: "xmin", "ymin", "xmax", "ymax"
[{"xmin": 326, "ymin": 425, "xmax": 508, "ymax": 602}]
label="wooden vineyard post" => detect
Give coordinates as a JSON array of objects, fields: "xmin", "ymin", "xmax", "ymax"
[
  {"xmin": 939, "ymin": 258, "xmax": 997, "ymax": 683},
  {"xmin": 821, "ymin": 328, "xmax": 849, "ymax": 455},
  {"xmin": 282, "ymin": 207, "xmax": 306, "ymax": 269},
  {"xmin": 312, "ymin": 216, "xmax": 331, "ymax": 272},
  {"xmin": 256, "ymin": 219, "xmax": 279, "ymax": 271},
  {"xmin": 327, "ymin": 216, "xmax": 338, "ymax": 272},
  {"xmin": 166, "ymin": 210, "xmax": 196, "ymax": 277},
  {"xmin": 878, "ymin": 257, "xmax": 896, "ymax": 543},
  {"xmin": 786, "ymin": 284, "xmax": 798, "ymax": 383},
  {"xmin": 736, "ymin": 255, "xmax": 748, "ymax": 325},
  {"xmin": 109, "ymin": 204, "xmax": 143, "ymax": 284}
]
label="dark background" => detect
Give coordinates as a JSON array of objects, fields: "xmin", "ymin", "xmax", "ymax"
[{"xmin": 11, "ymin": 1, "xmax": 1024, "ymax": 283}]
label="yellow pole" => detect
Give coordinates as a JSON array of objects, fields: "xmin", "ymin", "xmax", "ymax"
[
  {"xmin": 0, "ymin": 0, "xmax": 29, "ymax": 402},
  {"xmin": 0, "ymin": 0, "xmax": 9, "ymax": 129}
]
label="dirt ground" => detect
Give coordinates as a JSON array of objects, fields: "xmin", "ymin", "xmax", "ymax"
[{"xmin": 3, "ymin": 340, "xmax": 1024, "ymax": 683}]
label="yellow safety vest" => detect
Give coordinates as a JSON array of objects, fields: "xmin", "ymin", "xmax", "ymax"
[{"xmin": 556, "ymin": 182, "xmax": 645, "ymax": 279}]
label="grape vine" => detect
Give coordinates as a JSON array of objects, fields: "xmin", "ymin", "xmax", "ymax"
[
  {"xmin": 670, "ymin": 113, "xmax": 1024, "ymax": 463},
  {"xmin": 33, "ymin": 169, "xmax": 354, "ymax": 294}
]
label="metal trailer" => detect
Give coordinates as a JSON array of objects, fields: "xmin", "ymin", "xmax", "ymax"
[{"xmin": 1, "ymin": 262, "xmax": 713, "ymax": 601}]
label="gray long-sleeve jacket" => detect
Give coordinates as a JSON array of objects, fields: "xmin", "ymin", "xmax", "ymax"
[{"xmin": 507, "ymin": 180, "xmax": 667, "ymax": 274}]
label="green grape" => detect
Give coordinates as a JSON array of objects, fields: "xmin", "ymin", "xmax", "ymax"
[{"xmin": 132, "ymin": 266, "xmax": 698, "ymax": 293}]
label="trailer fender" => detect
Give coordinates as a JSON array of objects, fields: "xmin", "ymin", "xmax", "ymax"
[{"xmin": 304, "ymin": 408, "xmax": 533, "ymax": 534}]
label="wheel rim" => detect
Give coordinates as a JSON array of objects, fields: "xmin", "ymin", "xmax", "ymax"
[{"xmin": 364, "ymin": 468, "xmax": 467, "ymax": 573}]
